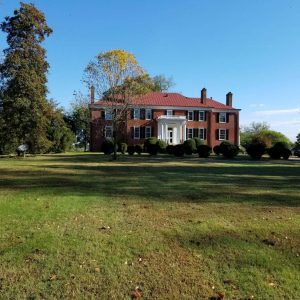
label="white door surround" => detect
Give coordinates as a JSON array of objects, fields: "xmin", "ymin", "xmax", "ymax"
[{"xmin": 157, "ymin": 115, "xmax": 187, "ymax": 145}]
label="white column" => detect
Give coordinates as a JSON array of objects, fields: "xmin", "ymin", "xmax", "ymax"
[
  {"xmin": 179, "ymin": 124, "xmax": 182, "ymax": 143},
  {"xmin": 183, "ymin": 123, "xmax": 187, "ymax": 141},
  {"xmin": 165, "ymin": 123, "xmax": 168, "ymax": 143}
]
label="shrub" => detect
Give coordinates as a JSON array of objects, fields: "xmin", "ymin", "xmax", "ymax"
[
  {"xmin": 219, "ymin": 141, "xmax": 239, "ymax": 159},
  {"xmin": 197, "ymin": 145, "xmax": 212, "ymax": 158},
  {"xmin": 268, "ymin": 142, "xmax": 291, "ymax": 160},
  {"xmin": 102, "ymin": 139, "xmax": 115, "ymax": 155},
  {"xmin": 135, "ymin": 144, "xmax": 143, "ymax": 155},
  {"xmin": 213, "ymin": 145, "xmax": 221, "ymax": 155},
  {"xmin": 173, "ymin": 144, "xmax": 185, "ymax": 157},
  {"xmin": 193, "ymin": 138, "xmax": 204, "ymax": 148},
  {"xmin": 119, "ymin": 142, "xmax": 127, "ymax": 154},
  {"xmin": 246, "ymin": 142, "xmax": 266, "ymax": 160},
  {"xmin": 144, "ymin": 137, "xmax": 157, "ymax": 150},
  {"xmin": 183, "ymin": 139, "xmax": 197, "ymax": 155},
  {"xmin": 166, "ymin": 144, "xmax": 175, "ymax": 155},
  {"xmin": 156, "ymin": 140, "xmax": 167, "ymax": 153},
  {"xmin": 144, "ymin": 137, "xmax": 158, "ymax": 155},
  {"xmin": 127, "ymin": 145, "xmax": 135, "ymax": 155}
]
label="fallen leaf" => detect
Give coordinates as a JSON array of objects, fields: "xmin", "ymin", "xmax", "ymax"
[
  {"xmin": 49, "ymin": 274, "xmax": 57, "ymax": 281},
  {"xmin": 95, "ymin": 267, "xmax": 100, "ymax": 273},
  {"xmin": 131, "ymin": 290, "xmax": 141, "ymax": 298}
]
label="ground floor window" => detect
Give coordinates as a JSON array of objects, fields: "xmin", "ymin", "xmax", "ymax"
[
  {"xmin": 105, "ymin": 126, "xmax": 113, "ymax": 138},
  {"xmin": 219, "ymin": 129, "xmax": 227, "ymax": 140},
  {"xmin": 134, "ymin": 127, "xmax": 140, "ymax": 139},
  {"xmin": 145, "ymin": 126, "xmax": 151, "ymax": 138},
  {"xmin": 187, "ymin": 128, "xmax": 193, "ymax": 139},
  {"xmin": 199, "ymin": 128, "xmax": 206, "ymax": 140}
]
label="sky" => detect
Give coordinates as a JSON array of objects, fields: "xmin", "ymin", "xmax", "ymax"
[{"xmin": 0, "ymin": 0, "xmax": 299, "ymax": 140}]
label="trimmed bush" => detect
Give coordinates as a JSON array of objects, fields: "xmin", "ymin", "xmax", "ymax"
[
  {"xmin": 193, "ymin": 138, "xmax": 204, "ymax": 148},
  {"xmin": 144, "ymin": 137, "xmax": 158, "ymax": 155},
  {"xmin": 197, "ymin": 145, "xmax": 212, "ymax": 158},
  {"xmin": 127, "ymin": 145, "xmax": 135, "ymax": 155},
  {"xmin": 173, "ymin": 144, "xmax": 185, "ymax": 157},
  {"xmin": 102, "ymin": 139, "xmax": 114, "ymax": 155},
  {"xmin": 246, "ymin": 142, "xmax": 266, "ymax": 160},
  {"xmin": 268, "ymin": 142, "xmax": 291, "ymax": 160},
  {"xmin": 166, "ymin": 145, "xmax": 175, "ymax": 155},
  {"xmin": 156, "ymin": 140, "xmax": 167, "ymax": 153},
  {"xmin": 183, "ymin": 139, "xmax": 197, "ymax": 155},
  {"xmin": 213, "ymin": 145, "xmax": 221, "ymax": 155},
  {"xmin": 135, "ymin": 144, "xmax": 143, "ymax": 155},
  {"xmin": 219, "ymin": 141, "xmax": 239, "ymax": 159},
  {"xmin": 119, "ymin": 142, "xmax": 127, "ymax": 154}
]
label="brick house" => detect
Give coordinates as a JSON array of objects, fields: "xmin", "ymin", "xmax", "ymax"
[{"xmin": 89, "ymin": 88, "xmax": 240, "ymax": 151}]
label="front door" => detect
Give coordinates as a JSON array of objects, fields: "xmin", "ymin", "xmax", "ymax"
[{"xmin": 168, "ymin": 128, "xmax": 173, "ymax": 144}]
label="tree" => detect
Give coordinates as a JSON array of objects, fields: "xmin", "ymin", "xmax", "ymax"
[
  {"xmin": 294, "ymin": 133, "xmax": 300, "ymax": 148},
  {"xmin": 46, "ymin": 100, "xmax": 75, "ymax": 153},
  {"xmin": 0, "ymin": 3, "xmax": 53, "ymax": 153},
  {"xmin": 84, "ymin": 49, "xmax": 147, "ymax": 159},
  {"xmin": 65, "ymin": 91, "xmax": 90, "ymax": 151},
  {"xmin": 240, "ymin": 122, "xmax": 291, "ymax": 148},
  {"xmin": 152, "ymin": 74, "xmax": 175, "ymax": 92}
]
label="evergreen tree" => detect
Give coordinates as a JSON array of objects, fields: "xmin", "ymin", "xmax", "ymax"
[{"xmin": 0, "ymin": 2, "xmax": 53, "ymax": 153}]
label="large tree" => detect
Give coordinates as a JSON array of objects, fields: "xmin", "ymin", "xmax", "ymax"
[
  {"xmin": 0, "ymin": 2, "xmax": 53, "ymax": 153},
  {"xmin": 84, "ymin": 49, "xmax": 147, "ymax": 159},
  {"xmin": 152, "ymin": 74, "xmax": 175, "ymax": 92}
]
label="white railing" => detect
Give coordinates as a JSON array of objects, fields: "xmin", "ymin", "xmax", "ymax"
[{"xmin": 157, "ymin": 115, "xmax": 186, "ymax": 120}]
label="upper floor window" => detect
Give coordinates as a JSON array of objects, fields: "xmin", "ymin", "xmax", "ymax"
[
  {"xmin": 166, "ymin": 110, "xmax": 173, "ymax": 116},
  {"xmin": 105, "ymin": 109, "xmax": 112, "ymax": 120},
  {"xmin": 134, "ymin": 127, "xmax": 140, "ymax": 139},
  {"xmin": 134, "ymin": 108, "xmax": 140, "ymax": 120},
  {"xmin": 218, "ymin": 129, "xmax": 227, "ymax": 140},
  {"xmin": 145, "ymin": 126, "xmax": 151, "ymax": 138},
  {"xmin": 145, "ymin": 108, "xmax": 152, "ymax": 120},
  {"xmin": 105, "ymin": 126, "xmax": 113, "ymax": 138},
  {"xmin": 188, "ymin": 111, "xmax": 194, "ymax": 121},
  {"xmin": 219, "ymin": 112, "xmax": 227, "ymax": 123},
  {"xmin": 199, "ymin": 111, "xmax": 205, "ymax": 121}
]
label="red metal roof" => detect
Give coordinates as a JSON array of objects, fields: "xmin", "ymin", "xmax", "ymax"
[{"xmin": 94, "ymin": 92, "xmax": 238, "ymax": 110}]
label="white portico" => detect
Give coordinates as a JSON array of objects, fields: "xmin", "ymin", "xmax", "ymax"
[{"xmin": 157, "ymin": 115, "xmax": 187, "ymax": 145}]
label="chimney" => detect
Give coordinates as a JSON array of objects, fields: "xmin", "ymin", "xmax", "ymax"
[
  {"xmin": 201, "ymin": 88, "xmax": 207, "ymax": 104},
  {"xmin": 226, "ymin": 92, "xmax": 233, "ymax": 107},
  {"xmin": 90, "ymin": 85, "xmax": 95, "ymax": 104}
]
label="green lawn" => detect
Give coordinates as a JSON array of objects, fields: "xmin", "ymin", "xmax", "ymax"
[{"xmin": 0, "ymin": 153, "xmax": 299, "ymax": 299}]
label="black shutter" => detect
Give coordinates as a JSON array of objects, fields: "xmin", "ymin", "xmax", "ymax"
[
  {"xmin": 226, "ymin": 113, "xmax": 229, "ymax": 123},
  {"xmin": 216, "ymin": 113, "xmax": 219, "ymax": 123},
  {"xmin": 186, "ymin": 128, "xmax": 188, "ymax": 139},
  {"xmin": 152, "ymin": 126, "xmax": 155, "ymax": 137},
  {"xmin": 165, "ymin": 110, "xmax": 168, "ymax": 115},
  {"xmin": 151, "ymin": 110, "xmax": 153, "ymax": 120},
  {"xmin": 173, "ymin": 110, "xmax": 175, "ymax": 115},
  {"xmin": 131, "ymin": 127, "xmax": 134, "ymax": 139},
  {"xmin": 193, "ymin": 128, "xmax": 198, "ymax": 138},
  {"xmin": 131, "ymin": 109, "xmax": 134, "ymax": 119},
  {"xmin": 186, "ymin": 111, "xmax": 188, "ymax": 119},
  {"xmin": 140, "ymin": 127, "xmax": 145, "ymax": 139},
  {"xmin": 141, "ymin": 109, "xmax": 145, "ymax": 120},
  {"xmin": 216, "ymin": 129, "xmax": 219, "ymax": 140},
  {"xmin": 101, "ymin": 110, "xmax": 105, "ymax": 119},
  {"xmin": 226, "ymin": 129, "xmax": 229, "ymax": 140},
  {"xmin": 205, "ymin": 111, "xmax": 207, "ymax": 121},
  {"xmin": 204, "ymin": 128, "xmax": 207, "ymax": 140},
  {"xmin": 194, "ymin": 111, "xmax": 198, "ymax": 121}
]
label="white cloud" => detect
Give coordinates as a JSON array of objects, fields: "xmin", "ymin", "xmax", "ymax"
[
  {"xmin": 249, "ymin": 103, "xmax": 266, "ymax": 108},
  {"xmin": 255, "ymin": 108, "xmax": 300, "ymax": 116}
]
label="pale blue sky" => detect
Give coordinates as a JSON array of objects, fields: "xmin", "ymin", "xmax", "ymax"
[{"xmin": 1, "ymin": 0, "xmax": 299, "ymax": 140}]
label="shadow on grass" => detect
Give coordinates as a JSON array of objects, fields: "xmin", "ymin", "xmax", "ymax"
[{"xmin": 0, "ymin": 154, "xmax": 299, "ymax": 207}]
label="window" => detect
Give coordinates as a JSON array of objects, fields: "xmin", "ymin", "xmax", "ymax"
[
  {"xmin": 133, "ymin": 108, "xmax": 140, "ymax": 120},
  {"xmin": 145, "ymin": 108, "xmax": 152, "ymax": 120},
  {"xmin": 219, "ymin": 129, "xmax": 227, "ymax": 140},
  {"xmin": 199, "ymin": 128, "xmax": 206, "ymax": 140},
  {"xmin": 134, "ymin": 127, "xmax": 140, "ymax": 139},
  {"xmin": 219, "ymin": 112, "xmax": 227, "ymax": 123},
  {"xmin": 105, "ymin": 126, "xmax": 113, "ymax": 138},
  {"xmin": 145, "ymin": 126, "xmax": 151, "ymax": 138},
  {"xmin": 105, "ymin": 109, "xmax": 112, "ymax": 120},
  {"xmin": 199, "ymin": 111, "xmax": 205, "ymax": 121},
  {"xmin": 187, "ymin": 128, "xmax": 193, "ymax": 139},
  {"xmin": 166, "ymin": 110, "xmax": 173, "ymax": 116},
  {"xmin": 188, "ymin": 111, "xmax": 194, "ymax": 121}
]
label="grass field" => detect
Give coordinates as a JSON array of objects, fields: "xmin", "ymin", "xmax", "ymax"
[{"xmin": 0, "ymin": 153, "xmax": 299, "ymax": 299}]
